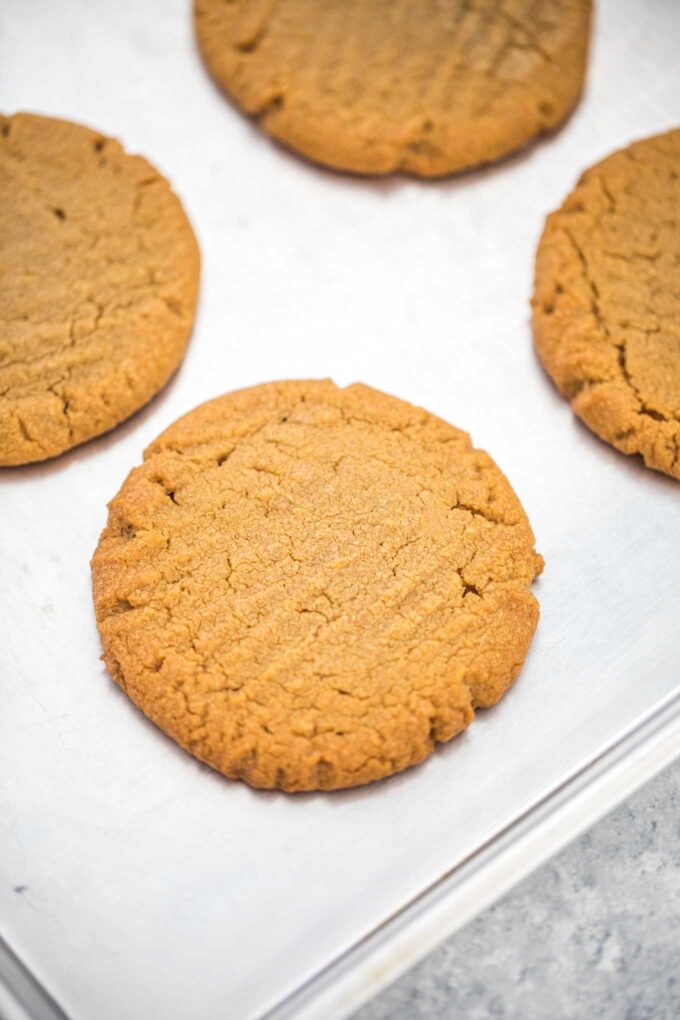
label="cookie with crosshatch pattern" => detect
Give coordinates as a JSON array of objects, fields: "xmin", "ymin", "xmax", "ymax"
[
  {"xmin": 533, "ymin": 129, "xmax": 680, "ymax": 479},
  {"xmin": 194, "ymin": 0, "xmax": 591, "ymax": 176},
  {"xmin": 0, "ymin": 112, "xmax": 199, "ymax": 465},
  {"xmin": 92, "ymin": 380, "xmax": 543, "ymax": 791}
]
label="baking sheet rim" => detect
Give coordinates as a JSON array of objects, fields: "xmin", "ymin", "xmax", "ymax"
[
  {"xmin": 264, "ymin": 687, "xmax": 680, "ymax": 1020},
  {"xmin": 1, "ymin": 687, "xmax": 678, "ymax": 1020}
]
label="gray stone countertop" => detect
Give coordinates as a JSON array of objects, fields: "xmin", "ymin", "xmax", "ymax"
[{"xmin": 352, "ymin": 759, "xmax": 680, "ymax": 1020}]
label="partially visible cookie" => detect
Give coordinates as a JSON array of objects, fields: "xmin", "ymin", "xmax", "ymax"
[
  {"xmin": 92, "ymin": 380, "xmax": 543, "ymax": 792},
  {"xmin": 533, "ymin": 129, "xmax": 680, "ymax": 479},
  {"xmin": 0, "ymin": 113, "xmax": 200, "ymax": 466},
  {"xmin": 194, "ymin": 0, "xmax": 591, "ymax": 177}
]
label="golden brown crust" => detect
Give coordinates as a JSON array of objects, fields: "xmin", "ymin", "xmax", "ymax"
[
  {"xmin": 0, "ymin": 112, "xmax": 200, "ymax": 466},
  {"xmin": 92, "ymin": 380, "xmax": 542, "ymax": 792},
  {"xmin": 194, "ymin": 0, "xmax": 591, "ymax": 177},
  {"xmin": 532, "ymin": 129, "xmax": 680, "ymax": 480}
]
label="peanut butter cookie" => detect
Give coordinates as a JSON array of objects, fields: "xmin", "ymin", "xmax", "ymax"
[
  {"xmin": 194, "ymin": 0, "xmax": 591, "ymax": 177},
  {"xmin": 533, "ymin": 129, "xmax": 680, "ymax": 479},
  {"xmin": 92, "ymin": 381, "xmax": 543, "ymax": 791},
  {"xmin": 0, "ymin": 113, "xmax": 200, "ymax": 466}
]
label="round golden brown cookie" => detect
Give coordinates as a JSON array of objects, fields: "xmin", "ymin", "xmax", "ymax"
[
  {"xmin": 194, "ymin": 0, "xmax": 591, "ymax": 177},
  {"xmin": 0, "ymin": 113, "xmax": 200, "ymax": 466},
  {"xmin": 92, "ymin": 380, "xmax": 543, "ymax": 792},
  {"xmin": 533, "ymin": 129, "xmax": 680, "ymax": 480}
]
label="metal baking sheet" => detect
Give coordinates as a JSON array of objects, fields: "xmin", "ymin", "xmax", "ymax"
[{"xmin": 1, "ymin": 1, "xmax": 679, "ymax": 1019}]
